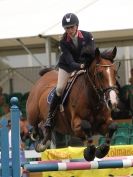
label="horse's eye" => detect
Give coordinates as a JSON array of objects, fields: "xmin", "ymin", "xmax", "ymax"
[{"xmin": 97, "ymin": 72, "xmax": 103, "ymax": 79}]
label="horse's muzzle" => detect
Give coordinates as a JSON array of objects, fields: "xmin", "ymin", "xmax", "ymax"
[
  {"xmin": 107, "ymin": 99, "xmax": 119, "ymax": 111},
  {"xmin": 106, "ymin": 90, "xmax": 119, "ymax": 111}
]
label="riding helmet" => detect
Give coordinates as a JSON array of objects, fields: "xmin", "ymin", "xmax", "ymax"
[{"xmin": 62, "ymin": 13, "xmax": 79, "ymax": 28}]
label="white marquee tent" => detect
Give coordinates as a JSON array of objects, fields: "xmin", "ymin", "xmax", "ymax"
[
  {"xmin": 0, "ymin": 0, "xmax": 133, "ymax": 50},
  {"xmin": 0, "ymin": 0, "xmax": 133, "ymax": 92}
]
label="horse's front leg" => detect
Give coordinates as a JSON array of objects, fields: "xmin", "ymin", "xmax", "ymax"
[
  {"xmin": 72, "ymin": 116, "xmax": 96, "ymax": 161},
  {"xmin": 95, "ymin": 120, "xmax": 118, "ymax": 159},
  {"xmin": 80, "ymin": 120, "xmax": 96, "ymax": 161},
  {"xmin": 105, "ymin": 121, "xmax": 118, "ymax": 144}
]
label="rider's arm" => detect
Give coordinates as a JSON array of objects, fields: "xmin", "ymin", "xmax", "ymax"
[{"xmin": 60, "ymin": 41, "xmax": 83, "ymax": 70}]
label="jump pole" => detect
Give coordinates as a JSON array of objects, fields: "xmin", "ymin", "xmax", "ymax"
[
  {"xmin": 22, "ymin": 155, "xmax": 133, "ymax": 164},
  {"xmin": 23, "ymin": 159, "xmax": 133, "ymax": 172}
]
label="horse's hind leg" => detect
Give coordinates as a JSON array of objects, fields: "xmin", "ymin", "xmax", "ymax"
[
  {"xmin": 95, "ymin": 122, "xmax": 118, "ymax": 159},
  {"xmin": 32, "ymin": 120, "xmax": 51, "ymax": 152},
  {"xmin": 81, "ymin": 120, "xmax": 96, "ymax": 161}
]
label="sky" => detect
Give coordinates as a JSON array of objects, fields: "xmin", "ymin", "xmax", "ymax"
[{"xmin": 0, "ymin": 0, "xmax": 133, "ymax": 39}]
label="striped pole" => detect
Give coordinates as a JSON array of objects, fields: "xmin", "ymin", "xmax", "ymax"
[
  {"xmin": 21, "ymin": 155, "xmax": 133, "ymax": 165},
  {"xmin": 24, "ymin": 159, "xmax": 133, "ymax": 172}
]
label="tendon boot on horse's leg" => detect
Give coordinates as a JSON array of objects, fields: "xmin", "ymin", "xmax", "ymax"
[
  {"xmin": 96, "ymin": 122, "xmax": 118, "ymax": 159},
  {"xmin": 43, "ymin": 92, "xmax": 61, "ymax": 145},
  {"xmin": 81, "ymin": 120, "xmax": 96, "ymax": 161}
]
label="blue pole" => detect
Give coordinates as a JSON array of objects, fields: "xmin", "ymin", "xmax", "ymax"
[
  {"xmin": 24, "ymin": 159, "xmax": 133, "ymax": 172},
  {"xmin": 0, "ymin": 118, "xmax": 10, "ymax": 177},
  {"xmin": 10, "ymin": 97, "xmax": 20, "ymax": 177}
]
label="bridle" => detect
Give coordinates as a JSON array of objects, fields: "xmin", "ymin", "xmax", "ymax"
[{"xmin": 86, "ymin": 62, "xmax": 119, "ymax": 106}]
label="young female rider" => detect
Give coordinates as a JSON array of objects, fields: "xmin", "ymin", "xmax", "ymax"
[{"xmin": 43, "ymin": 13, "xmax": 95, "ymax": 143}]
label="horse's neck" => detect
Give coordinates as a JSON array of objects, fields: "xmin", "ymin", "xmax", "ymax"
[
  {"xmin": 72, "ymin": 74, "xmax": 97, "ymax": 103},
  {"xmin": 79, "ymin": 74, "xmax": 104, "ymax": 108}
]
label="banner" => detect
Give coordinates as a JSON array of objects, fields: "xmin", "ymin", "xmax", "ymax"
[
  {"xmin": 41, "ymin": 145, "xmax": 133, "ymax": 177},
  {"xmin": 42, "ymin": 168, "xmax": 133, "ymax": 177}
]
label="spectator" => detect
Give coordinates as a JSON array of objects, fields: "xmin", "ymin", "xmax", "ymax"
[
  {"xmin": 117, "ymin": 68, "xmax": 133, "ymax": 117},
  {"xmin": 129, "ymin": 68, "xmax": 133, "ymax": 85},
  {"xmin": 127, "ymin": 68, "xmax": 133, "ymax": 112},
  {"xmin": 112, "ymin": 69, "xmax": 133, "ymax": 119},
  {"xmin": 0, "ymin": 86, "xmax": 10, "ymax": 118},
  {"xmin": 20, "ymin": 117, "xmax": 34, "ymax": 150},
  {"xmin": 8, "ymin": 119, "xmax": 29, "ymax": 177}
]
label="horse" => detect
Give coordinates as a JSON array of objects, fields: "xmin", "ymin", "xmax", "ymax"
[{"xmin": 26, "ymin": 46, "xmax": 119, "ymax": 161}]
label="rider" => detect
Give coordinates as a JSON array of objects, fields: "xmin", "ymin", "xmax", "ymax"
[{"xmin": 43, "ymin": 12, "xmax": 95, "ymax": 142}]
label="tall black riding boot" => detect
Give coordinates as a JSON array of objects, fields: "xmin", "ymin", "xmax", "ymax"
[
  {"xmin": 45, "ymin": 92, "xmax": 61, "ymax": 128},
  {"xmin": 41, "ymin": 92, "xmax": 61, "ymax": 145}
]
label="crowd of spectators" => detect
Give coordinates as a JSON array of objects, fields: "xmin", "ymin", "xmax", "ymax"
[{"xmin": 111, "ymin": 68, "xmax": 133, "ymax": 120}]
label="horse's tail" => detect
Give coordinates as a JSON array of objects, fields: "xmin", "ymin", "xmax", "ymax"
[{"xmin": 39, "ymin": 67, "xmax": 54, "ymax": 76}]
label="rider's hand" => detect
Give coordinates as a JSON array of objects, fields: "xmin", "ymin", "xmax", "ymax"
[{"xmin": 80, "ymin": 64, "xmax": 85, "ymax": 69}]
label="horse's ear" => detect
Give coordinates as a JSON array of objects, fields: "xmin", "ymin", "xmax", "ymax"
[
  {"xmin": 109, "ymin": 46, "xmax": 117, "ymax": 62},
  {"xmin": 112, "ymin": 46, "xmax": 117, "ymax": 59},
  {"xmin": 95, "ymin": 48, "xmax": 100, "ymax": 63}
]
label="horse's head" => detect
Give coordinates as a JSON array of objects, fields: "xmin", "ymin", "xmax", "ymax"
[{"xmin": 88, "ymin": 46, "xmax": 119, "ymax": 111}]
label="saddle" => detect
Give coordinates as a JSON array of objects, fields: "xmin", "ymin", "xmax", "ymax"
[{"xmin": 47, "ymin": 70, "xmax": 86, "ymax": 111}]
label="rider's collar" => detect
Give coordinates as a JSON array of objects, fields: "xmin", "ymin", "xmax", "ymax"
[{"xmin": 66, "ymin": 30, "xmax": 84, "ymax": 42}]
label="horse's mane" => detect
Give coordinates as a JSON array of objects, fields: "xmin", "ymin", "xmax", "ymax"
[
  {"xmin": 39, "ymin": 67, "xmax": 54, "ymax": 76},
  {"xmin": 81, "ymin": 46, "xmax": 116, "ymax": 64}
]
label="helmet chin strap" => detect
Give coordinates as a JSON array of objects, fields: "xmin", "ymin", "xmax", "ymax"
[
  {"xmin": 68, "ymin": 28, "xmax": 78, "ymax": 38},
  {"xmin": 74, "ymin": 29, "xmax": 78, "ymax": 37}
]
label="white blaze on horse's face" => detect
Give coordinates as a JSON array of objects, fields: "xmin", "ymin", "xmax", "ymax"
[
  {"xmin": 109, "ymin": 90, "xmax": 118, "ymax": 106},
  {"xmin": 106, "ymin": 65, "xmax": 118, "ymax": 110}
]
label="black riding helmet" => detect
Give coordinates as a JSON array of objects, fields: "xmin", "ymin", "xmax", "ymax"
[{"xmin": 62, "ymin": 13, "xmax": 79, "ymax": 28}]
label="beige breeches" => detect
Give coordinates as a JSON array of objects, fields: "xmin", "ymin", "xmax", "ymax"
[{"xmin": 56, "ymin": 68, "xmax": 71, "ymax": 96}]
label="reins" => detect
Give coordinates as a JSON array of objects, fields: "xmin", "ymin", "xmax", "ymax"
[{"xmin": 86, "ymin": 61, "xmax": 118, "ymax": 103}]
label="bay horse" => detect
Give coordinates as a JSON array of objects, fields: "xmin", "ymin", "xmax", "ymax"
[{"xmin": 26, "ymin": 47, "xmax": 119, "ymax": 161}]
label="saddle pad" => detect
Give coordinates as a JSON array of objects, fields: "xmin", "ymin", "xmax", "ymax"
[
  {"xmin": 47, "ymin": 87, "xmax": 56, "ymax": 104},
  {"xmin": 47, "ymin": 70, "xmax": 86, "ymax": 105}
]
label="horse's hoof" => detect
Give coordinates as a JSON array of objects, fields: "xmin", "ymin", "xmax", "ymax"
[
  {"xmin": 84, "ymin": 145, "xmax": 96, "ymax": 161},
  {"xmin": 34, "ymin": 140, "xmax": 51, "ymax": 152},
  {"xmin": 95, "ymin": 144, "xmax": 110, "ymax": 158}
]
